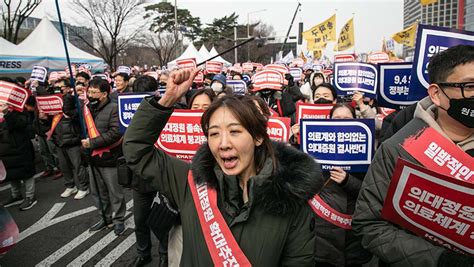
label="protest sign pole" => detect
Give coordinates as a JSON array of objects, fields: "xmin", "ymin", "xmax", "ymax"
[{"xmin": 55, "ymin": 0, "xmax": 107, "ymax": 224}]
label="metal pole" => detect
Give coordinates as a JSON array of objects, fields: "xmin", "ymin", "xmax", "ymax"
[
  {"xmin": 174, "ymin": 0, "xmax": 179, "ymax": 57},
  {"xmin": 234, "ymin": 26, "xmax": 238, "ymax": 64},
  {"xmin": 280, "ymin": 2, "xmax": 301, "ymax": 52},
  {"xmin": 247, "ymin": 14, "xmax": 250, "ymax": 61}
]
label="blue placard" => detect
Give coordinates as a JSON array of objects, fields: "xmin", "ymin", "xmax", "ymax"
[
  {"xmin": 226, "ymin": 80, "xmax": 247, "ymax": 95},
  {"xmin": 377, "ymin": 62, "xmax": 417, "ymax": 110},
  {"xmin": 118, "ymin": 93, "xmax": 152, "ymax": 133},
  {"xmin": 289, "ymin": 67, "xmax": 303, "ymax": 81},
  {"xmin": 333, "ymin": 62, "xmax": 378, "ymax": 97},
  {"xmin": 300, "ymin": 119, "xmax": 375, "ymax": 172},
  {"xmin": 410, "ymin": 24, "xmax": 474, "ymax": 100},
  {"xmin": 157, "ymin": 85, "xmax": 166, "ymax": 96}
]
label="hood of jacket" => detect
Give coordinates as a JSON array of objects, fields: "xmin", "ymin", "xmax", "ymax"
[
  {"xmin": 414, "ymin": 96, "xmax": 474, "ymax": 151},
  {"xmin": 190, "ymin": 141, "xmax": 322, "ymax": 216}
]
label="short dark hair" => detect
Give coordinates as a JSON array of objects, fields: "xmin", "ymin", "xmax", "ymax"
[
  {"xmin": 188, "ymin": 89, "xmax": 215, "ymax": 108},
  {"xmin": 314, "ymin": 83, "xmax": 337, "ymax": 99},
  {"xmin": 133, "ymin": 75, "xmax": 158, "ymax": 92},
  {"xmin": 89, "ymin": 78, "xmax": 110, "ymax": 94},
  {"xmin": 76, "ymin": 71, "xmax": 91, "ymax": 81},
  {"xmin": 330, "ymin": 103, "xmax": 356, "ymax": 118},
  {"xmin": 428, "ymin": 45, "xmax": 474, "ymax": 84},
  {"xmin": 200, "ymin": 95, "xmax": 276, "ymax": 174},
  {"xmin": 55, "ymin": 78, "xmax": 71, "ymax": 88},
  {"xmin": 115, "ymin": 72, "xmax": 130, "ymax": 82}
]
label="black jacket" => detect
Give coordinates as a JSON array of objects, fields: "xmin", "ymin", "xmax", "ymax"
[
  {"xmin": 52, "ymin": 93, "xmax": 82, "ymax": 147},
  {"xmin": 379, "ymin": 103, "xmax": 416, "ymax": 144},
  {"xmin": 0, "ymin": 110, "xmax": 36, "ymax": 181},
  {"xmin": 88, "ymin": 97, "xmax": 122, "ymax": 167}
]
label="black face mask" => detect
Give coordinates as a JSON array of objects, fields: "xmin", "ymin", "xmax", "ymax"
[
  {"xmin": 314, "ymin": 98, "xmax": 333, "ymax": 104},
  {"xmin": 440, "ymin": 89, "xmax": 474, "ymax": 128},
  {"xmin": 88, "ymin": 97, "xmax": 100, "ymax": 107},
  {"xmin": 159, "ymin": 82, "xmax": 167, "ymax": 87}
]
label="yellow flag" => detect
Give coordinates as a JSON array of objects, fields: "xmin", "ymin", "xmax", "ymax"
[
  {"xmin": 334, "ymin": 18, "xmax": 354, "ymax": 52},
  {"xmin": 300, "ymin": 51, "xmax": 307, "ymax": 63},
  {"xmin": 307, "ymin": 39, "xmax": 327, "ymax": 51},
  {"xmin": 313, "ymin": 50, "xmax": 323, "ymax": 60},
  {"xmin": 420, "ymin": 0, "xmax": 437, "ymax": 5},
  {"xmin": 392, "ymin": 22, "xmax": 418, "ymax": 47},
  {"xmin": 302, "ymin": 14, "xmax": 336, "ymax": 44}
]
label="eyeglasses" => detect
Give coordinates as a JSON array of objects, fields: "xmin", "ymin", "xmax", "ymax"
[
  {"xmin": 437, "ymin": 82, "xmax": 474, "ymax": 98},
  {"xmin": 87, "ymin": 90, "xmax": 102, "ymax": 95}
]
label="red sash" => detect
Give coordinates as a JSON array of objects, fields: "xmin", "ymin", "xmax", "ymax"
[
  {"xmin": 308, "ymin": 195, "xmax": 352, "ymax": 230},
  {"xmin": 83, "ymin": 105, "xmax": 122, "ymax": 157},
  {"xmin": 46, "ymin": 113, "xmax": 63, "ymax": 140},
  {"xmin": 402, "ymin": 127, "xmax": 473, "ymax": 183},
  {"xmin": 187, "ymin": 171, "xmax": 252, "ymax": 266}
]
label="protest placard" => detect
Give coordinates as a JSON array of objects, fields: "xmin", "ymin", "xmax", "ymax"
[
  {"xmin": 118, "ymin": 93, "xmax": 153, "ymax": 133},
  {"xmin": 227, "ymin": 80, "xmax": 247, "ymax": 95},
  {"xmin": 176, "ymin": 58, "xmax": 197, "ymax": 70},
  {"xmin": 377, "ymin": 62, "xmax": 417, "ymax": 109},
  {"xmin": 333, "ymin": 62, "xmax": 378, "ymax": 97},
  {"xmin": 36, "ymin": 94, "xmax": 63, "ymax": 114},
  {"xmin": 30, "ymin": 66, "xmax": 48, "ymax": 82},
  {"xmin": 206, "ymin": 61, "xmax": 224, "ymax": 74},
  {"xmin": 267, "ymin": 117, "xmax": 290, "ymax": 142},
  {"xmin": 117, "ymin": 66, "xmax": 131, "ymax": 75},
  {"xmin": 296, "ymin": 102, "xmax": 333, "ymax": 122},
  {"xmin": 252, "ymin": 70, "xmax": 284, "ymax": 91},
  {"xmin": 334, "ymin": 54, "xmax": 356, "ymax": 63},
  {"xmin": 289, "ymin": 67, "xmax": 303, "ymax": 81},
  {"xmin": 0, "ymin": 81, "xmax": 29, "ymax": 111}
]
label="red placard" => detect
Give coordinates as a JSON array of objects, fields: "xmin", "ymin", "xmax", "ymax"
[
  {"xmin": 144, "ymin": 71, "xmax": 158, "ymax": 80},
  {"xmin": 194, "ymin": 71, "xmax": 204, "ymax": 84},
  {"xmin": 48, "ymin": 71, "xmax": 59, "ymax": 82},
  {"xmin": 36, "ymin": 94, "xmax": 64, "ymax": 114},
  {"xmin": 402, "ymin": 127, "xmax": 473, "ymax": 183},
  {"xmin": 381, "ymin": 158, "xmax": 474, "ymax": 255},
  {"xmin": 263, "ymin": 64, "xmax": 289, "ymax": 75},
  {"xmin": 291, "ymin": 58, "xmax": 305, "ymax": 67},
  {"xmin": 334, "ymin": 54, "xmax": 356, "ymax": 63},
  {"xmin": 229, "ymin": 66, "xmax": 243, "ymax": 74},
  {"xmin": 205, "ymin": 61, "xmax": 223, "ymax": 74},
  {"xmin": 267, "ymin": 117, "xmax": 290, "ymax": 142},
  {"xmin": 322, "ymin": 69, "xmax": 333, "ymax": 77},
  {"xmin": 242, "ymin": 62, "xmax": 254, "ymax": 72},
  {"xmin": 176, "ymin": 58, "xmax": 197, "ymax": 69},
  {"xmin": 368, "ymin": 52, "xmax": 390, "ymax": 64},
  {"xmin": 252, "ymin": 70, "xmax": 284, "ymax": 91},
  {"xmin": 0, "ymin": 81, "xmax": 29, "ymax": 111},
  {"xmin": 253, "ymin": 63, "xmax": 264, "ymax": 71},
  {"xmin": 154, "ymin": 110, "xmax": 205, "ymax": 161},
  {"xmin": 296, "ymin": 102, "xmax": 333, "ymax": 122}
]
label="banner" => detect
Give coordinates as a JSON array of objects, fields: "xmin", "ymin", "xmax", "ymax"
[
  {"xmin": 117, "ymin": 66, "xmax": 131, "ymax": 75},
  {"xmin": 36, "ymin": 94, "xmax": 63, "ymax": 114},
  {"xmin": 300, "ymin": 119, "xmax": 375, "ymax": 172},
  {"xmin": 402, "ymin": 127, "xmax": 474, "ymax": 183},
  {"xmin": 206, "ymin": 61, "xmax": 223, "ymax": 74},
  {"xmin": 30, "ymin": 65, "xmax": 48, "ymax": 82},
  {"xmin": 118, "ymin": 93, "xmax": 153, "ymax": 134},
  {"xmin": 335, "ymin": 18, "xmax": 355, "ymax": 52},
  {"xmin": 289, "ymin": 67, "xmax": 303, "ymax": 81},
  {"xmin": 0, "ymin": 81, "xmax": 29, "ymax": 111},
  {"xmin": 334, "ymin": 54, "xmax": 356, "ymax": 63},
  {"xmin": 302, "ymin": 14, "xmax": 336, "ymax": 45},
  {"xmin": 333, "ymin": 62, "xmax": 378, "ymax": 97},
  {"xmin": 252, "ymin": 70, "xmax": 284, "ymax": 91},
  {"xmin": 392, "ymin": 22, "xmax": 418, "ymax": 47},
  {"xmin": 296, "ymin": 102, "xmax": 333, "ymax": 122},
  {"xmin": 381, "ymin": 158, "xmax": 473, "ymax": 255},
  {"xmin": 155, "ymin": 110, "xmax": 205, "ymax": 161},
  {"xmin": 410, "ymin": 25, "xmax": 474, "ymax": 100},
  {"xmin": 176, "ymin": 58, "xmax": 197, "ymax": 70},
  {"xmin": 309, "ymin": 195, "xmax": 352, "ymax": 230},
  {"xmin": 226, "ymin": 80, "xmax": 247, "ymax": 95},
  {"xmin": 267, "ymin": 117, "xmax": 291, "ymax": 142},
  {"xmin": 377, "ymin": 62, "xmax": 418, "ymax": 109}
]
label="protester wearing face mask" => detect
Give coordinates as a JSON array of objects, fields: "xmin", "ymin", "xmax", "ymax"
[
  {"xmin": 353, "ymin": 45, "xmax": 474, "ymax": 266},
  {"xmin": 210, "ymin": 73, "xmax": 227, "ymax": 94},
  {"xmin": 300, "ymin": 72, "xmax": 326, "ymax": 103},
  {"xmin": 82, "ymin": 78, "xmax": 126, "ymax": 236},
  {"xmin": 313, "ymin": 83, "xmax": 337, "ymax": 105}
]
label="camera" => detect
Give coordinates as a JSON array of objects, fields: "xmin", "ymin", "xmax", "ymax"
[{"xmin": 336, "ymin": 94, "xmax": 353, "ymax": 103}]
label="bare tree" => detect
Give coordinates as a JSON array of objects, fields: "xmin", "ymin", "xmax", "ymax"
[
  {"xmin": 1, "ymin": 0, "xmax": 42, "ymax": 43},
  {"xmin": 69, "ymin": 0, "xmax": 142, "ymax": 69},
  {"xmin": 143, "ymin": 32, "xmax": 179, "ymax": 68}
]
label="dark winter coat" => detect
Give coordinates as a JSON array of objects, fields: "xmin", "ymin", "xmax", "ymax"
[
  {"xmin": 88, "ymin": 97, "xmax": 122, "ymax": 167},
  {"xmin": 123, "ymin": 97, "xmax": 325, "ymax": 266},
  {"xmin": 0, "ymin": 110, "xmax": 36, "ymax": 181},
  {"xmin": 256, "ymin": 90, "xmax": 297, "ymax": 125},
  {"xmin": 379, "ymin": 103, "xmax": 416, "ymax": 144},
  {"xmin": 315, "ymin": 172, "xmax": 372, "ymax": 266},
  {"xmin": 52, "ymin": 93, "xmax": 82, "ymax": 147}
]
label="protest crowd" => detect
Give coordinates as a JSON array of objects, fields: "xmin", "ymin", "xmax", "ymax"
[{"xmin": 0, "ymin": 17, "xmax": 473, "ymax": 267}]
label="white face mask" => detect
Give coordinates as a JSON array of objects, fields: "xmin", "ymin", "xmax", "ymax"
[{"xmin": 211, "ymin": 82, "xmax": 223, "ymax": 93}]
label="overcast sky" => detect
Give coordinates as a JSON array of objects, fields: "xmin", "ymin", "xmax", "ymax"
[{"xmin": 33, "ymin": 0, "xmax": 404, "ymax": 57}]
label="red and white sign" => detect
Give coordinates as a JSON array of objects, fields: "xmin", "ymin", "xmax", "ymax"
[
  {"xmin": 57, "ymin": 71, "xmax": 68, "ymax": 78},
  {"xmin": 253, "ymin": 63, "xmax": 264, "ymax": 71},
  {"xmin": 176, "ymin": 58, "xmax": 197, "ymax": 70},
  {"xmin": 309, "ymin": 195, "xmax": 352, "ymax": 230},
  {"xmin": 263, "ymin": 64, "xmax": 289, "ymax": 75},
  {"xmin": 144, "ymin": 71, "xmax": 158, "ymax": 80},
  {"xmin": 155, "ymin": 110, "xmax": 205, "ymax": 161},
  {"xmin": 382, "ymin": 158, "xmax": 474, "ymax": 255},
  {"xmin": 291, "ymin": 58, "xmax": 305, "ymax": 67},
  {"xmin": 380, "ymin": 107, "xmax": 397, "ymax": 117},
  {"xmin": 368, "ymin": 52, "xmax": 390, "ymax": 64},
  {"xmin": 194, "ymin": 71, "xmax": 204, "ymax": 84},
  {"xmin": 334, "ymin": 54, "xmax": 356, "ymax": 63},
  {"xmin": 322, "ymin": 69, "xmax": 333, "ymax": 77},
  {"xmin": 48, "ymin": 71, "xmax": 60, "ymax": 82},
  {"xmin": 242, "ymin": 62, "xmax": 254, "ymax": 72},
  {"xmin": 251, "ymin": 70, "xmax": 284, "ymax": 91},
  {"xmin": 65, "ymin": 65, "xmax": 77, "ymax": 78},
  {"xmin": 205, "ymin": 61, "xmax": 224, "ymax": 74},
  {"xmin": 402, "ymin": 127, "xmax": 473, "ymax": 183},
  {"xmin": 267, "ymin": 117, "xmax": 290, "ymax": 142},
  {"xmin": 296, "ymin": 102, "xmax": 334, "ymax": 122},
  {"xmin": 0, "ymin": 81, "xmax": 29, "ymax": 111},
  {"xmin": 36, "ymin": 94, "xmax": 63, "ymax": 115},
  {"xmin": 229, "ymin": 66, "xmax": 243, "ymax": 74}
]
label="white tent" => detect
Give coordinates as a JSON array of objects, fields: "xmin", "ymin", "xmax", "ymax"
[
  {"xmin": 0, "ymin": 37, "xmax": 17, "ymax": 51},
  {"xmin": 167, "ymin": 43, "xmax": 206, "ymax": 68},
  {"xmin": 198, "ymin": 45, "xmax": 212, "ymax": 61},
  {"xmin": 0, "ymin": 17, "xmax": 103, "ymax": 75},
  {"xmin": 209, "ymin": 47, "xmax": 232, "ymax": 66}
]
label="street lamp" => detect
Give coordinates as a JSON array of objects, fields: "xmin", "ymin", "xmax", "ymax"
[{"xmin": 247, "ymin": 9, "xmax": 266, "ymax": 61}]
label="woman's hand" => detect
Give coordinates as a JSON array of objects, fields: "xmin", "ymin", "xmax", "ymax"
[
  {"xmin": 291, "ymin": 123, "xmax": 300, "ymax": 136},
  {"xmin": 329, "ymin": 167, "xmax": 348, "ymax": 184},
  {"xmin": 352, "ymin": 91, "xmax": 367, "ymax": 110},
  {"xmin": 158, "ymin": 68, "xmax": 200, "ymax": 107}
]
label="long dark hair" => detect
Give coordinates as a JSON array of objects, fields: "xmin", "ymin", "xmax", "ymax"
[
  {"xmin": 200, "ymin": 95, "xmax": 276, "ymax": 174},
  {"xmin": 330, "ymin": 103, "xmax": 356, "ymax": 118}
]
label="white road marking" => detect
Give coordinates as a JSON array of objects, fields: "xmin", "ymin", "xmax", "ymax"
[{"xmin": 95, "ymin": 221, "xmax": 137, "ymax": 266}]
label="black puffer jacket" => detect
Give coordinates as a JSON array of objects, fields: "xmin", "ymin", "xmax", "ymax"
[
  {"xmin": 315, "ymin": 172, "xmax": 372, "ymax": 266},
  {"xmin": 0, "ymin": 110, "xmax": 36, "ymax": 181},
  {"xmin": 52, "ymin": 93, "xmax": 82, "ymax": 147},
  {"xmin": 88, "ymin": 97, "xmax": 122, "ymax": 167}
]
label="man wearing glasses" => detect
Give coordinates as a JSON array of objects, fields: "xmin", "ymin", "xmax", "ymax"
[{"xmin": 353, "ymin": 45, "xmax": 473, "ymax": 266}]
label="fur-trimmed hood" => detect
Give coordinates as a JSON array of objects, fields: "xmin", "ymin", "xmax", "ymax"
[{"xmin": 191, "ymin": 141, "xmax": 323, "ymax": 215}]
